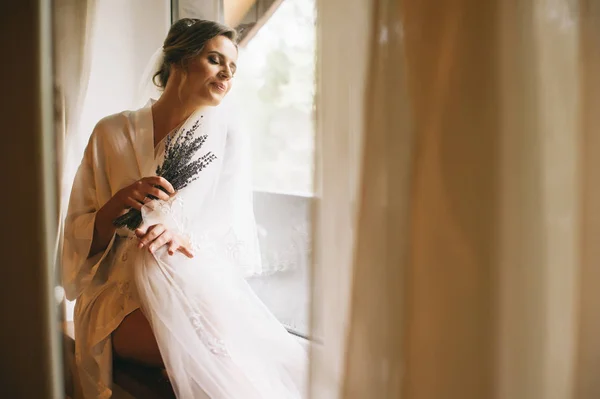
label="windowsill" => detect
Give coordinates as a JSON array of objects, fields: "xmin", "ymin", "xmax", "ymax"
[
  {"xmin": 286, "ymin": 326, "xmax": 310, "ymax": 341},
  {"xmin": 63, "ymin": 321, "xmax": 310, "ymax": 397},
  {"xmin": 253, "ymin": 188, "xmax": 315, "ymax": 199}
]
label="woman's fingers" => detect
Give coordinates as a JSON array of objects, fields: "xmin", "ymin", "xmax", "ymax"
[
  {"xmin": 127, "ymin": 188, "xmax": 148, "ymax": 205},
  {"xmin": 116, "ymin": 177, "xmax": 175, "ymax": 212},
  {"xmin": 144, "ymin": 176, "xmax": 175, "ymax": 195},
  {"xmin": 135, "ymin": 223, "xmax": 192, "ymax": 258},
  {"xmin": 167, "ymin": 241, "xmax": 178, "ymax": 256},
  {"xmin": 134, "ymin": 223, "xmax": 151, "ymax": 239},
  {"xmin": 147, "ymin": 230, "xmax": 172, "ymax": 253},
  {"xmin": 138, "ymin": 224, "xmax": 166, "ymax": 249},
  {"xmin": 145, "ymin": 185, "xmax": 171, "ymax": 201},
  {"xmin": 178, "ymin": 245, "xmax": 194, "ymax": 259},
  {"xmin": 125, "ymin": 197, "xmax": 143, "ymax": 211},
  {"xmin": 167, "ymin": 239, "xmax": 193, "ymax": 258}
]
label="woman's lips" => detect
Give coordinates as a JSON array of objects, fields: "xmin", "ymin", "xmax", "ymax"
[{"xmin": 212, "ymin": 82, "xmax": 226, "ymax": 93}]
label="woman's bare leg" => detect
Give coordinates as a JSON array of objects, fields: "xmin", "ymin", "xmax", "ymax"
[{"xmin": 112, "ymin": 309, "xmax": 164, "ymax": 367}]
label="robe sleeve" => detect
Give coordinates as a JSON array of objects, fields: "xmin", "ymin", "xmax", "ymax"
[{"xmin": 62, "ymin": 122, "xmax": 116, "ymax": 301}]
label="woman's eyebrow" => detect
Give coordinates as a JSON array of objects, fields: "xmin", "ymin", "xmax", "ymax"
[{"xmin": 208, "ymin": 51, "xmax": 237, "ymax": 71}]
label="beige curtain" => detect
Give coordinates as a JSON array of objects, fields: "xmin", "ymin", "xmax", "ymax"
[
  {"xmin": 53, "ymin": 0, "xmax": 95, "ymax": 219},
  {"xmin": 575, "ymin": 2, "xmax": 600, "ymax": 398},
  {"xmin": 309, "ymin": 0, "xmax": 372, "ymax": 396},
  {"xmin": 313, "ymin": 0, "xmax": 600, "ymax": 398},
  {"xmin": 53, "ymin": 3, "xmax": 94, "ymax": 398}
]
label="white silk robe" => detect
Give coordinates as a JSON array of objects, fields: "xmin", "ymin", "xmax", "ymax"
[{"xmin": 63, "ymin": 103, "xmax": 167, "ymax": 399}]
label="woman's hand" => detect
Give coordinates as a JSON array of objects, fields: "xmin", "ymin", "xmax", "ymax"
[
  {"xmin": 113, "ymin": 176, "xmax": 175, "ymax": 212},
  {"xmin": 91, "ymin": 177, "xmax": 176, "ymax": 257},
  {"xmin": 135, "ymin": 224, "xmax": 194, "ymax": 258}
]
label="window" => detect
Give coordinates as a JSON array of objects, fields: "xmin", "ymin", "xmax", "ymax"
[
  {"xmin": 64, "ymin": 1, "xmax": 317, "ymax": 339},
  {"xmin": 232, "ymin": 0, "xmax": 316, "ymax": 195},
  {"xmin": 231, "ymin": 0, "xmax": 316, "ymax": 337}
]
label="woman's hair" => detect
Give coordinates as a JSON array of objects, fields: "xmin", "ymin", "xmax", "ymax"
[{"xmin": 153, "ymin": 19, "xmax": 238, "ymax": 89}]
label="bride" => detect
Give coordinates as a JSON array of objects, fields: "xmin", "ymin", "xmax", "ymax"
[{"xmin": 62, "ymin": 18, "xmax": 307, "ymax": 398}]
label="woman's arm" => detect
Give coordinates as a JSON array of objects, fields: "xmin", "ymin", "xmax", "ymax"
[
  {"xmin": 63, "ymin": 117, "xmax": 175, "ymax": 300},
  {"xmin": 89, "ymin": 198, "xmax": 121, "ymax": 257},
  {"xmin": 89, "ymin": 176, "xmax": 176, "ymax": 257}
]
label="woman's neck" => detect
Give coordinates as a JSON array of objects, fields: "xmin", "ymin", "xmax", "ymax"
[{"xmin": 151, "ymin": 91, "xmax": 205, "ymax": 146}]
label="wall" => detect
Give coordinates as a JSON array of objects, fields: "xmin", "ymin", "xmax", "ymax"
[{"xmin": 77, "ymin": 0, "xmax": 171, "ymax": 150}]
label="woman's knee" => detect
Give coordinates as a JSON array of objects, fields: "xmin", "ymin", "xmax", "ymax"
[{"xmin": 112, "ymin": 309, "xmax": 163, "ymax": 367}]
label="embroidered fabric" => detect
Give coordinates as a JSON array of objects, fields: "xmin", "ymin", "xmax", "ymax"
[{"xmin": 132, "ymin": 106, "xmax": 307, "ymax": 398}]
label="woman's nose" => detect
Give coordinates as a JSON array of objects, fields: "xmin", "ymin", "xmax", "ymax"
[{"xmin": 219, "ymin": 68, "xmax": 232, "ymax": 80}]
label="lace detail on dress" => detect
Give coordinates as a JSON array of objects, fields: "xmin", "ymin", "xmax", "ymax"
[
  {"xmin": 149, "ymin": 195, "xmax": 261, "ymax": 276},
  {"xmin": 189, "ymin": 312, "xmax": 229, "ymax": 356},
  {"xmin": 145, "ymin": 196, "xmax": 188, "ymax": 232}
]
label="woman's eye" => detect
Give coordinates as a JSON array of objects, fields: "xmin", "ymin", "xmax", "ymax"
[{"xmin": 209, "ymin": 57, "xmax": 219, "ymax": 64}]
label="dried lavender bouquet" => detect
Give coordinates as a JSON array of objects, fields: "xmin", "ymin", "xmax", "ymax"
[{"xmin": 113, "ymin": 116, "xmax": 217, "ymax": 230}]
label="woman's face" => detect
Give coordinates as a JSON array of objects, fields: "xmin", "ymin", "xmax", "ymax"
[{"xmin": 180, "ymin": 35, "xmax": 238, "ymax": 107}]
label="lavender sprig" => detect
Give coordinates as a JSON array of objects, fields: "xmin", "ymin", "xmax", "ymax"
[{"xmin": 113, "ymin": 116, "xmax": 217, "ymax": 230}]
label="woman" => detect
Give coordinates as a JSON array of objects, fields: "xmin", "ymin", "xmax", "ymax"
[{"xmin": 63, "ymin": 19, "xmax": 306, "ymax": 398}]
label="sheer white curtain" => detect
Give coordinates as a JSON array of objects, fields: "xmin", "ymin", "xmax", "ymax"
[
  {"xmin": 313, "ymin": 0, "xmax": 600, "ymax": 398},
  {"xmin": 53, "ymin": 3, "xmax": 94, "ymax": 398},
  {"xmin": 53, "ymin": 0, "xmax": 95, "ymax": 283},
  {"xmin": 309, "ymin": 0, "xmax": 371, "ymax": 397},
  {"xmin": 53, "ymin": 0, "xmax": 95, "ymax": 200}
]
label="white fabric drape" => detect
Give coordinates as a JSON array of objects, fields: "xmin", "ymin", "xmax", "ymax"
[
  {"xmin": 132, "ymin": 105, "xmax": 307, "ymax": 399},
  {"xmin": 53, "ymin": 1, "xmax": 95, "ymax": 306},
  {"xmin": 309, "ymin": 0, "xmax": 372, "ymax": 397},
  {"xmin": 313, "ymin": 0, "xmax": 600, "ymax": 398}
]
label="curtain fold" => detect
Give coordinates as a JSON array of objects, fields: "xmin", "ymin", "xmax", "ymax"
[
  {"xmin": 497, "ymin": 2, "xmax": 581, "ymax": 399},
  {"xmin": 341, "ymin": 0, "xmax": 411, "ymax": 398},
  {"xmin": 53, "ymin": 0, "xmax": 95, "ymax": 220},
  {"xmin": 53, "ymin": 0, "xmax": 95, "ymax": 305},
  {"xmin": 314, "ymin": 0, "xmax": 597, "ymax": 398},
  {"xmin": 53, "ymin": 4, "xmax": 94, "ymax": 398},
  {"xmin": 309, "ymin": 0, "xmax": 372, "ymax": 397},
  {"xmin": 575, "ymin": 1, "xmax": 600, "ymax": 398}
]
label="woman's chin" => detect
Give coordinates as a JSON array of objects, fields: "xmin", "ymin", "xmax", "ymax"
[
  {"xmin": 192, "ymin": 93, "xmax": 223, "ymax": 108},
  {"xmin": 206, "ymin": 92, "xmax": 226, "ymax": 106}
]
